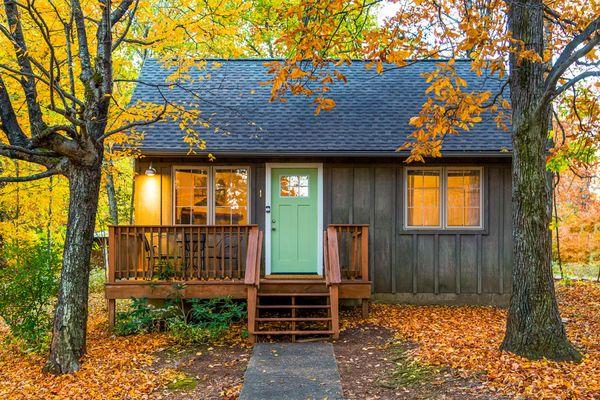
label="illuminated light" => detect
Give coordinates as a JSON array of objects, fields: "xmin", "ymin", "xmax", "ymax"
[{"xmin": 145, "ymin": 163, "xmax": 157, "ymax": 176}]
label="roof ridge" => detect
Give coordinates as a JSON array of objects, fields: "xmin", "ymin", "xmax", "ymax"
[{"xmin": 150, "ymin": 57, "xmax": 475, "ymax": 63}]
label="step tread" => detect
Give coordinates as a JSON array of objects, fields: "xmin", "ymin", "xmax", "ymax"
[
  {"xmin": 254, "ymin": 330, "xmax": 334, "ymax": 335},
  {"xmin": 256, "ymin": 317, "xmax": 331, "ymax": 322},
  {"xmin": 258, "ymin": 292, "xmax": 330, "ymax": 297},
  {"xmin": 256, "ymin": 305, "xmax": 331, "ymax": 309}
]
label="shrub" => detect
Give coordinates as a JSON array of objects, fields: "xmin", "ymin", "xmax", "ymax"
[
  {"xmin": 114, "ymin": 298, "xmax": 178, "ymax": 336},
  {"xmin": 115, "ymin": 296, "xmax": 247, "ymax": 345},
  {"xmin": 0, "ymin": 240, "xmax": 60, "ymax": 351}
]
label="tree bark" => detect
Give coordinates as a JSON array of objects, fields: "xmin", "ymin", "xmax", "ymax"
[
  {"xmin": 501, "ymin": 0, "xmax": 580, "ymax": 362},
  {"xmin": 45, "ymin": 159, "xmax": 103, "ymax": 373},
  {"xmin": 104, "ymin": 160, "xmax": 119, "ymax": 225}
]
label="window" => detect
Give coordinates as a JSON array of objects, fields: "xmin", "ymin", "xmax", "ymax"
[
  {"xmin": 405, "ymin": 167, "xmax": 483, "ymax": 229},
  {"xmin": 406, "ymin": 169, "xmax": 441, "ymax": 227},
  {"xmin": 280, "ymin": 175, "xmax": 309, "ymax": 197},
  {"xmin": 174, "ymin": 166, "xmax": 249, "ymax": 225},
  {"xmin": 174, "ymin": 168, "xmax": 208, "ymax": 224},
  {"xmin": 446, "ymin": 169, "xmax": 481, "ymax": 227}
]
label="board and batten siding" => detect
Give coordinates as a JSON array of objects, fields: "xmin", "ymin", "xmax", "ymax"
[
  {"xmin": 323, "ymin": 162, "xmax": 513, "ymax": 305},
  {"xmin": 135, "ymin": 158, "xmax": 513, "ymax": 305}
]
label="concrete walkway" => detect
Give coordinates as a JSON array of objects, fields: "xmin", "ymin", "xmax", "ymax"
[{"xmin": 239, "ymin": 343, "xmax": 344, "ymax": 400}]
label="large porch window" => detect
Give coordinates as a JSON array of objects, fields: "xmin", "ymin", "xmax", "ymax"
[{"xmin": 174, "ymin": 167, "xmax": 249, "ymax": 225}]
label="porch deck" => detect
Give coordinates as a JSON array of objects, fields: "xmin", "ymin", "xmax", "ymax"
[{"xmin": 105, "ymin": 224, "xmax": 371, "ymax": 339}]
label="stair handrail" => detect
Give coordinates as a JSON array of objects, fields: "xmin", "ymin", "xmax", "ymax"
[
  {"xmin": 325, "ymin": 227, "xmax": 342, "ymax": 286},
  {"xmin": 244, "ymin": 227, "xmax": 262, "ymax": 287}
]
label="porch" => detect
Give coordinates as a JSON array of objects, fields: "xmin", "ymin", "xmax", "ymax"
[{"xmin": 105, "ymin": 224, "xmax": 371, "ymax": 340}]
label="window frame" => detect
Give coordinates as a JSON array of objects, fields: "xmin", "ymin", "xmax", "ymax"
[
  {"xmin": 403, "ymin": 166, "xmax": 484, "ymax": 231},
  {"xmin": 172, "ymin": 165, "xmax": 251, "ymax": 225}
]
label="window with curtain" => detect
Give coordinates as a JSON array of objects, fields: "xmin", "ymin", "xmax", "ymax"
[
  {"xmin": 174, "ymin": 168, "xmax": 208, "ymax": 224},
  {"xmin": 406, "ymin": 169, "xmax": 441, "ymax": 227},
  {"xmin": 214, "ymin": 168, "xmax": 249, "ymax": 225},
  {"xmin": 174, "ymin": 167, "xmax": 249, "ymax": 225},
  {"xmin": 446, "ymin": 169, "xmax": 481, "ymax": 227},
  {"xmin": 405, "ymin": 167, "xmax": 482, "ymax": 229}
]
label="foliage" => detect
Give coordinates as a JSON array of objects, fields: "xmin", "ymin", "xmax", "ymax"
[
  {"xmin": 89, "ymin": 268, "xmax": 107, "ymax": 295},
  {"xmin": 0, "ymin": 292, "xmax": 172, "ymax": 399},
  {"xmin": 0, "ymin": 240, "xmax": 60, "ymax": 351},
  {"xmin": 552, "ymin": 171, "xmax": 600, "ymax": 266},
  {"xmin": 115, "ymin": 297, "xmax": 247, "ymax": 345},
  {"xmin": 343, "ymin": 281, "xmax": 600, "ymax": 399},
  {"xmin": 114, "ymin": 298, "xmax": 177, "ymax": 336}
]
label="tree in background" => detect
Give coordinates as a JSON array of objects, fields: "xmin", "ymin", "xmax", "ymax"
[{"xmin": 262, "ymin": 0, "xmax": 598, "ymax": 361}]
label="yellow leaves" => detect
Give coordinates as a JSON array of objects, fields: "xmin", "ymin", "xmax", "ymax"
[{"xmin": 313, "ymin": 97, "xmax": 336, "ymax": 115}]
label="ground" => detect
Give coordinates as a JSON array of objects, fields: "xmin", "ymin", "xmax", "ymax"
[{"xmin": 0, "ymin": 281, "xmax": 597, "ymax": 399}]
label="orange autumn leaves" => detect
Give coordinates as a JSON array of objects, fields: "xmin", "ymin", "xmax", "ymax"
[
  {"xmin": 0, "ymin": 295, "xmax": 171, "ymax": 400},
  {"xmin": 344, "ymin": 281, "xmax": 600, "ymax": 399}
]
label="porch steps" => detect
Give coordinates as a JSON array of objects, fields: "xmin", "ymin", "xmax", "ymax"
[{"xmin": 249, "ymin": 286, "xmax": 339, "ymax": 342}]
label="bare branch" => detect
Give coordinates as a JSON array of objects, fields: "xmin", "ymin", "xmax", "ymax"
[
  {"xmin": 544, "ymin": 17, "xmax": 600, "ymax": 97},
  {"xmin": 0, "ymin": 159, "xmax": 67, "ymax": 182},
  {"xmin": 99, "ymin": 102, "xmax": 167, "ymax": 140},
  {"xmin": 555, "ymin": 70, "xmax": 600, "ymax": 97},
  {"xmin": 110, "ymin": 0, "xmax": 134, "ymax": 26},
  {"xmin": 112, "ymin": 0, "xmax": 139, "ymax": 51},
  {"xmin": 0, "ymin": 74, "xmax": 28, "ymax": 147}
]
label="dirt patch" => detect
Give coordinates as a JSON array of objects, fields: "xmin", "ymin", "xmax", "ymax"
[
  {"xmin": 149, "ymin": 344, "xmax": 251, "ymax": 400},
  {"xmin": 334, "ymin": 323, "xmax": 507, "ymax": 399}
]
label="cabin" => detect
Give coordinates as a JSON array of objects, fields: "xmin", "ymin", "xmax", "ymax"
[{"xmin": 106, "ymin": 59, "xmax": 513, "ymax": 341}]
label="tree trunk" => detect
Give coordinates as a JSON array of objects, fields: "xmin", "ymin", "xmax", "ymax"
[
  {"xmin": 45, "ymin": 161, "xmax": 103, "ymax": 374},
  {"xmin": 105, "ymin": 160, "xmax": 119, "ymax": 225},
  {"xmin": 501, "ymin": 0, "xmax": 580, "ymax": 362}
]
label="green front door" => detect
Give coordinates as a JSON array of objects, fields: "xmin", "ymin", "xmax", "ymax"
[{"xmin": 270, "ymin": 168, "xmax": 319, "ymax": 274}]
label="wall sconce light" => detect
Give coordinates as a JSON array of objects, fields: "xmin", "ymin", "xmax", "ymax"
[{"xmin": 145, "ymin": 163, "xmax": 157, "ymax": 176}]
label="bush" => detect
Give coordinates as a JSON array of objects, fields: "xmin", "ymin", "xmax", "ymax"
[
  {"xmin": 0, "ymin": 240, "xmax": 60, "ymax": 351},
  {"xmin": 115, "ymin": 296, "xmax": 247, "ymax": 345}
]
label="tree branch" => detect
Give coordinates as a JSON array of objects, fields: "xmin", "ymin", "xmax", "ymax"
[
  {"xmin": 2, "ymin": 0, "xmax": 47, "ymax": 135},
  {"xmin": 0, "ymin": 159, "xmax": 67, "ymax": 182},
  {"xmin": 555, "ymin": 70, "xmax": 600, "ymax": 97},
  {"xmin": 110, "ymin": 0, "xmax": 134, "ymax": 26},
  {"xmin": 544, "ymin": 17, "xmax": 600, "ymax": 96}
]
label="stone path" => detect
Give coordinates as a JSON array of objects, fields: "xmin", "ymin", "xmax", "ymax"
[{"xmin": 239, "ymin": 343, "xmax": 344, "ymax": 400}]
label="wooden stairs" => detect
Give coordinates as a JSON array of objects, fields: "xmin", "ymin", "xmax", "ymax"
[{"xmin": 244, "ymin": 228, "xmax": 342, "ymax": 343}]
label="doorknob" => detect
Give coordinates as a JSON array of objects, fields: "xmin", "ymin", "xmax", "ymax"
[{"xmin": 272, "ymin": 219, "xmax": 276, "ymax": 223}]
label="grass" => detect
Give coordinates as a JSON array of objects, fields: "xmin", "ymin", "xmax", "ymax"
[
  {"xmin": 166, "ymin": 372, "xmax": 198, "ymax": 391},
  {"xmin": 552, "ymin": 262, "xmax": 599, "ymax": 280},
  {"xmin": 379, "ymin": 344, "xmax": 437, "ymax": 388},
  {"xmin": 89, "ymin": 268, "xmax": 106, "ymax": 294}
]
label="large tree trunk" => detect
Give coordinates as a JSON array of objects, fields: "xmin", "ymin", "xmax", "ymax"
[
  {"xmin": 45, "ymin": 160, "xmax": 103, "ymax": 373},
  {"xmin": 501, "ymin": 0, "xmax": 580, "ymax": 362}
]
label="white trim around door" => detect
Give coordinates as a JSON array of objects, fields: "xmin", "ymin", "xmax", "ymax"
[{"xmin": 265, "ymin": 163, "xmax": 324, "ymax": 275}]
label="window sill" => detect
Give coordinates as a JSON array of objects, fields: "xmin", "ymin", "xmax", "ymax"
[{"xmin": 399, "ymin": 228, "xmax": 489, "ymax": 235}]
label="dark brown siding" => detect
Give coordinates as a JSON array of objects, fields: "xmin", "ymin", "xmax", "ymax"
[{"xmin": 136, "ymin": 157, "xmax": 513, "ymax": 305}]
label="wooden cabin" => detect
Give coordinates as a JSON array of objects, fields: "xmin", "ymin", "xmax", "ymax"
[{"xmin": 106, "ymin": 59, "xmax": 513, "ymax": 341}]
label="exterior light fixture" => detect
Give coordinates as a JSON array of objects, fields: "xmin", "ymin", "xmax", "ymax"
[{"xmin": 145, "ymin": 163, "xmax": 157, "ymax": 176}]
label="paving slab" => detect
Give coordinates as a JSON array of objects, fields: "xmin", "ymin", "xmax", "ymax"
[{"xmin": 239, "ymin": 343, "xmax": 344, "ymax": 400}]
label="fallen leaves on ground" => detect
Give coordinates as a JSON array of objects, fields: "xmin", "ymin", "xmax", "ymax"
[
  {"xmin": 343, "ymin": 281, "xmax": 599, "ymax": 399},
  {"xmin": 0, "ymin": 294, "xmax": 172, "ymax": 399}
]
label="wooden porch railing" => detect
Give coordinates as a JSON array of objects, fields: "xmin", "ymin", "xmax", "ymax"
[
  {"xmin": 324, "ymin": 226, "xmax": 342, "ymax": 339},
  {"xmin": 328, "ymin": 224, "xmax": 369, "ymax": 282},
  {"xmin": 108, "ymin": 225, "xmax": 258, "ymax": 282},
  {"xmin": 244, "ymin": 228, "xmax": 263, "ymax": 342}
]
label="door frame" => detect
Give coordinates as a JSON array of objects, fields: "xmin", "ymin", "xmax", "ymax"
[{"xmin": 265, "ymin": 163, "xmax": 324, "ymax": 275}]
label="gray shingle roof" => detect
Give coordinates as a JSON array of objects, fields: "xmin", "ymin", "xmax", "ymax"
[{"xmin": 130, "ymin": 59, "xmax": 512, "ymax": 156}]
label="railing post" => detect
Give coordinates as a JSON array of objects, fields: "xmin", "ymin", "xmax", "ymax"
[
  {"xmin": 107, "ymin": 226, "xmax": 117, "ymax": 329},
  {"xmin": 108, "ymin": 225, "xmax": 116, "ymax": 284},
  {"xmin": 360, "ymin": 226, "xmax": 369, "ymax": 282}
]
